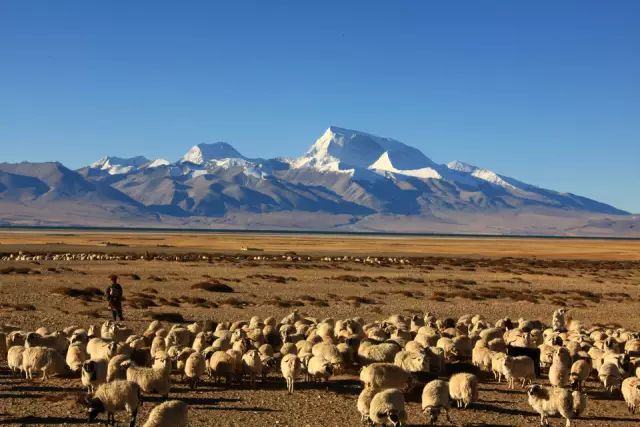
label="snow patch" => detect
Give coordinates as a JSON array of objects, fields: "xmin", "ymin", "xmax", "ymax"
[{"xmin": 180, "ymin": 142, "xmax": 243, "ymax": 165}]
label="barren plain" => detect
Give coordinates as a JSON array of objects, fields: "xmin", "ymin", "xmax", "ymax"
[{"xmin": 0, "ymin": 230, "xmax": 639, "ymax": 426}]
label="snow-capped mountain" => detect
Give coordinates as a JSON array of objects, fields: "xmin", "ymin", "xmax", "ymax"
[
  {"xmin": 90, "ymin": 156, "xmax": 151, "ymax": 175},
  {"xmin": 180, "ymin": 142, "xmax": 244, "ymax": 165},
  {"xmin": 0, "ymin": 126, "xmax": 631, "ymax": 234}
]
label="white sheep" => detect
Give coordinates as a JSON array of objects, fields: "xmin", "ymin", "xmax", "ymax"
[
  {"xmin": 142, "ymin": 400, "xmax": 189, "ymax": 427},
  {"xmin": 449, "ymin": 373, "xmax": 479, "ymax": 408},
  {"xmin": 360, "ymin": 363, "xmax": 410, "ymax": 391},
  {"xmin": 280, "ymin": 353, "xmax": 301, "ymax": 394},
  {"xmin": 184, "ymin": 352, "xmax": 206, "ymax": 389},
  {"xmin": 7, "ymin": 345, "xmax": 25, "ymax": 377},
  {"xmin": 621, "ymin": 377, "xmax": 640, "ymax": 414},
  {"xmin": 107, "ymin": 354, "xmax": 131, "ymax": 382},
  {"xmin": 66, "ymin": 341, "xmax": 88, "ymax": 373},
  {"xmin": 242, "ymin": 349, "xmax": 263, "ymax": 389},
  {"xmin": 527, "ymin": 384, "xmax": 586, "ymax": 427},
  {"xmin": 357, "ymin": 386, "xmax": 378, "ymax": 424},
  {"xmin": 491, "ymin": 352, "xmax": 507, "ymax": 383},
  {"xmin": 358, "ymin": 340, "xmax": 401, "ymax": 365},
  {"xmin": 82, "ymin": 359, "xmax": 108, "ymax": 393},
  {"xmin": 87, "ymin": 338, "xmax": 118, "ymax": 361},
  {"xmin": 86, "ymin": 380, "xmax": 141, "ymax": 427},
  {"xmin": 503, "ymin": 355, "xmax": 536, "ymax": 389},
  {"xmin": 598, "ymin": 361, "xmax": 623, "ymax": 394},
  {"xmin": 549, "ymin": 347, "xmax": 571, "ymax": 388},
  {"xmin": 22, "ymin": 346, "xmax": 69, "ymax": 380},
  {"xmin": 421, "ymin": 379, "xmax": 452, "ymax": 425},
  {"xmin": 126, "ymin": 352, "xmax": 172, "ymax": 398},
  {"xmin": 552, "ymin": 308, "xmax": 568, "ymax": 332},
  {"xmin": 394, "ymin": 350, "xmax": 429, "ymax": 374},
  {"xmin": 569, "ymin": 359, "xmax": 591, "ymax": 390},
  {"xmin": 307, "ymin": 356, "xmax": 334, "ymax": 386},
  {"xmin": 209, "ymin": 351, "xmax": 235, "ymax": 385},
  {"xmin": 25, "ymin": 332, "xmax": 68, "ymax": 355},
  {"xmin": 369, "ymin": 388, "xmax": 408, "ymax": 426}
]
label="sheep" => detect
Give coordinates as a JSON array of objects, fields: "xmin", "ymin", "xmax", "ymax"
[
  {"xmin": 436, "ymin": 337, "xmax": 459, "ymax": 362},
  {"xmin": 598, "ymin": 362, "xmax": 623, "ymax": 394},
  {"xmin": 22, "ymin": 346, "xmax": 69, "ymax": 380},
  {"xmin": 369, "ymin": 388, "xmax": 408, "ymax": 426},
  {"xmin": 151, "ymin": 336, "xmax": 166, "ymax": 358},
  {"xmin": 87, "ymin": 338, "xmax": 118, "ymax": 361},
  {"xmin": 25, "ymin": 332, "xmax": 68, "ymax": 355},
  {"xmin": 312, "ymin": 342, "xmax": 346, "ymax": 373},
  {"xmin": 357, "ymin": 386, "xmax": 379, "ymax": 424},
  {"xmin": 145, "ymin": 320, "xmax": 164, "ymax": 336},
  {"xmin": 7, "ymin": 345, "xmax": 25, "ymax": 377},
  {"xmin": 621, "ymin": 377, "xmax": 640, "ymax": 414},
  {"xmin": 394, "ymin": 350, "xmax": 430, "ymax": 374},
  {"xmin": 421, "ymin": 379, "xmax": 452, "ymax": 425},
  {"xmin": 126, "ymin": 352, "xmax": 172, "ymax": 398},
  {"xmin": 184, "ymin": 352, "xmax": 206, "ymax": 389},
  {"xmin": 487, "ymin": 338, "xmax": 506, "ymax": 353},
  {"xmin": 82, "ymin": 359, "xmax": 109, "ymax": 393},
  {"xmin": 307, "ymin": 356, "xmax": 334, "ymax": 386},
  {"xmin": 175, "ymin": 348, "xmax": 196, "ymax": 377},
  {"xmin": 552, "ymin": 309, "xmax": 568, "ymax": 332},
  {"xmin": 424, "ymin": 347, "xmax": 446, "ymax": 375},
  {"xmin": 209, "ymin": 351, "xmax": 235, "ymax": 385},
  {"xmin": 242, "ymin": 349, "xmax": 263, "ymax": 389},
  {"xmin": 569, "ymin": 359, "xmax": 592, "ymax": 391},
  {"xmin": 281, "ymin": 353, "xmax": 301, "ymax": 394},
  {"xmin": 358, "ymin": 340, "xmax": 401, "ymax": 365},
  {"xmin": 360, "ymin": 363, "xmax": 410, "ymax": 391},
  {"xmin": 86, "ymin": 380, "xmax": 141, "ymax": 427},
  {"xmin": 107, "ymin": 354, "xmax": 131, "ymax": 382},
  {"xmin": 527, "ymin": 384, "xmax": 586, "ymax": 427},
  {"xmin": 142, "ymin": 400, "xmax": 189, "ymax": 427},
  {"xmin": 472, "ymin": 345, "xmax": 493, "ymax": 372},
  {"xmin": 449, "ymin": 373, "xmax": 479, "ymax": 408},
  {"xmin": 66, "ymin": 341, "xmax": 88, "ymax": 373},
  {"xmin": 109, "ymin": 324, "xmax": 134, "ymax": 343},
  {"xmin": 491, "ymin": 352, "xmax": 507, "ymax": 383},
  {"xmin": 549, "ymin": 347, "xmax": 571, "ymax": 388},
  {"xmin": 503, "ymin": 355, "xmax": 536, "ymax": 389}
]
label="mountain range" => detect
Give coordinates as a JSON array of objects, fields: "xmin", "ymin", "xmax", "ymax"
[{"xmin": 0, "ymin": 126, "xmax": 637, "ymax": 236}]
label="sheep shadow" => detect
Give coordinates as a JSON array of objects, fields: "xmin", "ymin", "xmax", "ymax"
[
  {"xmin": 587, "ymin": 389, "xmax": 622, "ymax": 401},
  {"xmin": 0, "ymin": 393, "xmax": 44, "ymax": 399},
  {"xmin": 142, "ymin": 396, "xmax": 241, "ymax": 407},
  {"xmin": 9, "ymin": 384, "xmax": 82, "ymax": 393},
  {"xmin": 0, "ymin": 415, "xmax": 87, "ymax": 424},
  {"xmin": 472, "ymin": 403, "xmax": 537, "ymax": 417},
  {"xmin": 582, "ymin": 415, "xmax": 638, "ymax": 423}
]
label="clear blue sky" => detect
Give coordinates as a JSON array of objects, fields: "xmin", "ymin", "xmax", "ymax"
[{"xmin": 1, "ymin": 1, "xmax": 638, "ymax": 212}]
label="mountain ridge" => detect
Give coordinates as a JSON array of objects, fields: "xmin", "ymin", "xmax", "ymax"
[{"xmin": 0, "ymin": 127, "xmax": 633, "ymax": 235}]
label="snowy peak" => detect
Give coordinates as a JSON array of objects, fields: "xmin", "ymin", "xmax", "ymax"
[
  {"xmin": 297, "ymin": 126, "xmax": 437, "ymax": 171},
  {"xmin": 147, "ymin": 158, "xmax": 171, "ymax": 168},
  {"xmin": 447, "ymin": 161, "xmax": 477, "ymax": 174},
  {"xmin": 180, "ymin": 142, "xmax": 244, "ymax": 165},
  {"xmin": 370, "ymin": 151, "xmax": 443, "ymax": 180},
  {"xmin": 89, "ymin": 156, "xmax": 151, "ymax": 175},
  {"xmin": 447, "ymin": 161, "xmax": 517, "ymax": 190}
]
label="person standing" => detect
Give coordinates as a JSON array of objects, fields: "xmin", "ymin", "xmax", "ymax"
[{"xmin": 106, "ymin": 275, "xmax": 124, "ymax": 321}]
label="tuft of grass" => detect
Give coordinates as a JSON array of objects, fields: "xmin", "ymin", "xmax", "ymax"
[
  {"xmin": 51, "ymin": 287, "xmax": 104, "ymax": 299},
  {"xmin": 125, "ymin": 297, "xmax": 158, "ymax": 309},
  {"xmin": 151, "ymin": 312, "xmax": 185, "ymax": 323},
  {"xmin": 191, "ymin": 281, "xmax": 234, "ymax": 293}
]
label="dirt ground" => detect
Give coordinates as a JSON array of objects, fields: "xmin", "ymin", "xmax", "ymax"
[{"xmin": 1, "ymin": 233, "xmax": 639, "ymax": 426}]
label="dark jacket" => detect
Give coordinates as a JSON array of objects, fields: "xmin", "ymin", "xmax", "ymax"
[{"xmin": 106, "ymin": 283, "xmax": 123, "ymax": 309}]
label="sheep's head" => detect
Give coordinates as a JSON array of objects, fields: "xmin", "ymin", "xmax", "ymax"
[
  {"xmin": 85, "ymin": 395, "xmax": 104, "ymax": 421},
  {"xmin": 386, "ymin": 409, "xmax": 401, "ymax": 426},
  {"xmin": 527, "ymin": 384, "xmax": 544, "ymax": 397}
]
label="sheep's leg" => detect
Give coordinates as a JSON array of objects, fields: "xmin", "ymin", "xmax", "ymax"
[
  {"xmin": 444, "ymin": 408, "xmax": 452, "ymax": 423},
  {"xmin": 565, "ymin": 417, "xmax": 571, "ymax": 427},
  {"xmin": 521, "ymin": 378, "xmax": 527, "ymax": 388}
]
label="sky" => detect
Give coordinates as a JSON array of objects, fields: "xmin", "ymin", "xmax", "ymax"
[{"xmin": 1, "ymin": 1, "xmax": 639, "ymax": 213}]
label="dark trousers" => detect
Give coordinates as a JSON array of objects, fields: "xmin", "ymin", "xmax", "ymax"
[{"xmin": 110, "ymin": 304, "xmax": 124, "ymax": 321}]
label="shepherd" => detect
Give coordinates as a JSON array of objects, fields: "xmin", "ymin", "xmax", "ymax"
[{"xmin": 106, "ymin": 274, "xmax": 124, "ymax": 321}]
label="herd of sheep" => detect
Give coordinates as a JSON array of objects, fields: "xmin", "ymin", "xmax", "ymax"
[{"xmin": 1, "ymin": 308, "xmax": 640, "ymax": 426}]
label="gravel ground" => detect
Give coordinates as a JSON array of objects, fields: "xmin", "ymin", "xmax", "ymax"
[{"xmin": 0, "ymin": 247, "xmax": 639, "ymax": 426}]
